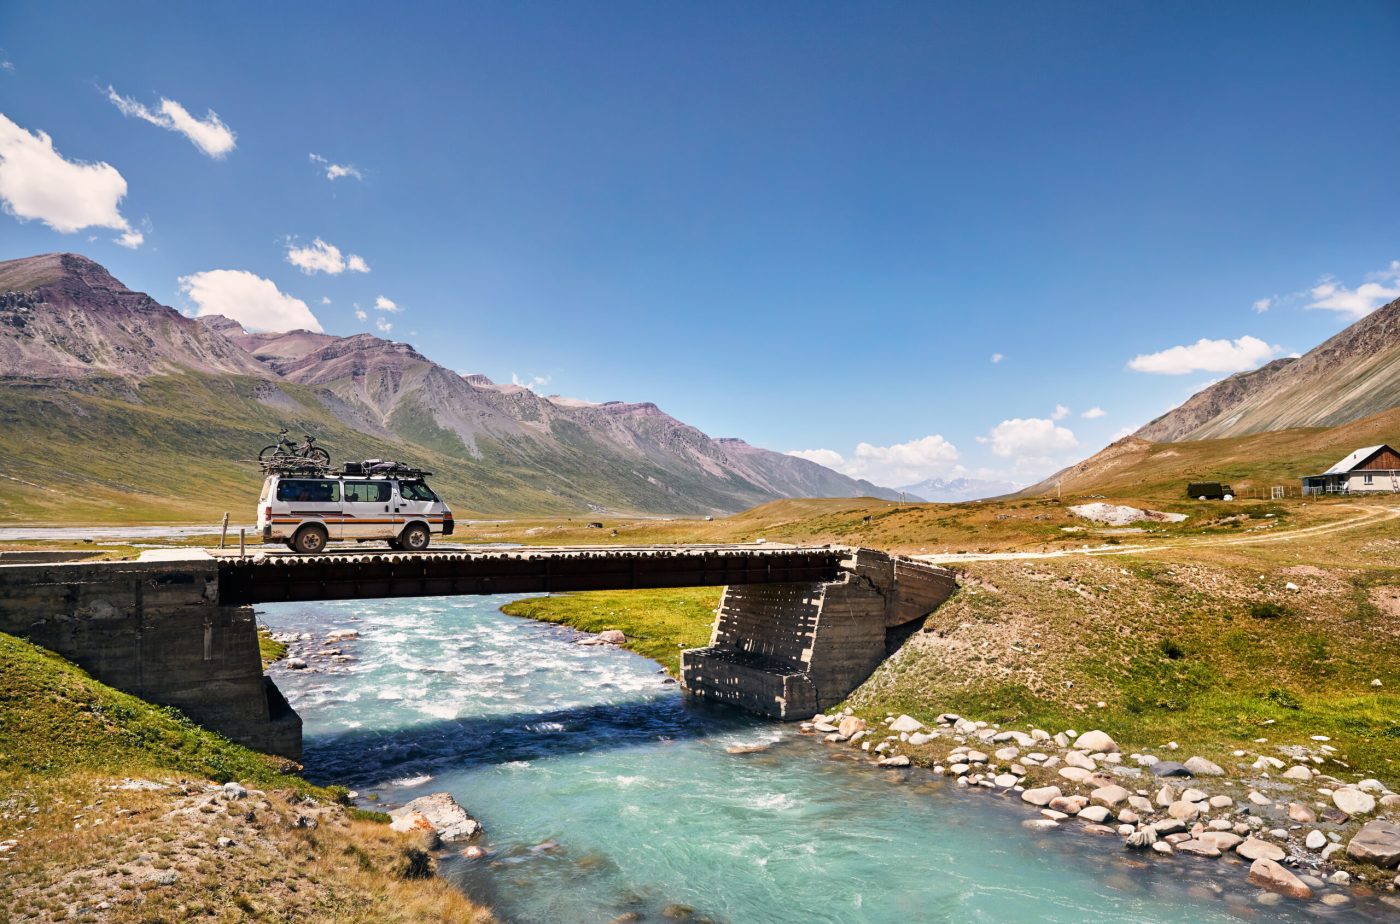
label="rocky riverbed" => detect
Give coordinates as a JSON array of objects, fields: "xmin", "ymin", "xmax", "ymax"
[{"xmin": 804, "ymin": 708, "xmax": 1400, "ymax": 911}]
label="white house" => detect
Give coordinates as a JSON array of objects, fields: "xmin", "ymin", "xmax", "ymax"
[{"xmin": 1302, "ymin": 444, "xmax": 1400, "ymax": 495}]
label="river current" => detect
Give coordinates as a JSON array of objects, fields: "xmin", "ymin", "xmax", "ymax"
[{"xmin": 263, "ymin": 595, "xmax": 1377, "ymax": 923}]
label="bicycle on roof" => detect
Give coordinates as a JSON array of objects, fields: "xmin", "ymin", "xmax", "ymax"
[{"xmin": 258, "ymin": 428, "xmax": 331, "ymax": 466}]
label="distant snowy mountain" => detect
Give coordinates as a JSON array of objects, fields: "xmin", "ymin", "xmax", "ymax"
[{"xmin": 897, "ymin": 476, "xmax": 1022, "ymax": 503}]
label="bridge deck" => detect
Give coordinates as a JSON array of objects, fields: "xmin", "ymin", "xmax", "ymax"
[{"xmin": 215, "ymin": 545, "xmax": 850, "ymax": 605}]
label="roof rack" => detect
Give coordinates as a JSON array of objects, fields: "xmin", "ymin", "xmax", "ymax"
[
  {"xmin": 339, "ymin": 459, "xmax": 434, "ymax": 479},
  {"xmin": 258, "ymin": 457, "xmax": 331, "ymax": 476}
]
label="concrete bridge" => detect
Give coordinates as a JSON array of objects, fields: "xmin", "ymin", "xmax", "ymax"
[{"xmin": 0, "ymin": 545, "xmax": 956, "ymax": 762}]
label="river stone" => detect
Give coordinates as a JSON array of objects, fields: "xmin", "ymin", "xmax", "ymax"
[
  {"xmin": 1305, "ymin": 830, "xmax": 1327, "ymax": 850},
  {"xmin": 1199, "ymin": 832, "xmax": 1243, "ymax": 851},
  {"xmin": 908, "ymin": 732, "xmax": 936, "ymax": 746},
  {"xmin": 1023, "ymin": 819, "xmax": 1059, "ymax": 831},
  {"xmin": 1150, "ymin": 761, "xmax": 1193, "ymax": 778},
  {"xmin": 1022, "ymin": 785, "xmax": 1062, "ymax": 807},
  {"xmin": 1077, "ymin": 806, "xmax": 1111, "ymax": 823},
  {"xmin": 1281, "ymin": 802, "xmax": 1313, "ymax": 824},
  {"xmin": 994, "ymin": 747, "xmax": 1020, "ymax": 762},
  {"xmin": 1065, "ymin": 750, "xmax": 1096, "ymax": 770},
  {"xmin": 1049, "ymin": 795, "xmax": 1089, "ymax": 814},
  {"xmin": 595, "ymin": 630, "xmax": 626, "ymax": 645},
  {"xmin": 813, "ymin": 722, "xmax": 838, "ymax": 734},
  {"xmin": 1247, "ymin": 791, "xmax": 1272, "ymax": 806},
  {"xmin": 1180, "ymin": 788, "xmax": 1207, "ymax": 803},
  {"xmin": 1075, "ymin": 730, "xmax": 1118, "ymax": 753},
  {"xmin": 1347, "ymin": 820, "xmax": 1400, "ymax": 867},
  {"xmin": 1128, "ymin": 796, "xmax": 1153, "ymax": 813},
  {"xmin": 1332, "ymin": 788, "xmax": 1376, "ymax": 816},
  {"xmin": 1167, "ymin": 800, "xmax": 1201, "ymax": 821},
  {"xmin": 878, "ymin": 755, "xmax": 911, "ymax": 768},
  {"xmin": 966, "ymin": 750, "xmax": 989, "ymax": 763},
  {"xmin": 994, "ymin": 773, "xmax": 1019, "ymax": 788},
  {"xmin": 1183, "ymin": 757, "xmax": 1225, "ymax": 776},
  {"xmin": 838, "ymin": 717, "xmax": 867, "ymax": 739},
  {"xmin": 1156, "ymin": 784, "xmax": 1177, "ymax": 807},
  {"xmin": 1236, "ymin": 837, "xmax": 1286, "ymax": 862},
  {"xmin": 1208, "ymin": 795, "xmax": 1233, "ymax": 809},
  {"xmin": 1151, "ymin": 841, "xmax": 1173, "ymax": 855},
  {"xmin": 1247, "ymin": 858, "xmax": 1313, "ymax": 901},
  {"xmin": 1175, "ymin": 839, "xmax": 1221, "ymax": 858},
  {"xmin": 1091, "ymin": 785, "xmax": 1132, "ymax": 808},
  {"xmin": 389, "ymin": 793, "xmax": 481, "ymax": 843},
  {"xmin": 1058, "ymin": 767, "xmax": 1092, "ymax": 784},
  {"xmin": 889, "ymin": 715, "xmax": 923, "ymax": 734},
  {"xmin": 1282, "ymin": 765, "xmax": 1313, "ymax": 781}
]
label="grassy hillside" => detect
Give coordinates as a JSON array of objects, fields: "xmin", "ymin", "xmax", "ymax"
[
  {"xmin": 0, "ymin": 632, "xmax": 492, "ymax": 923},
  {"xmin": 1028, "ymin": 405, "xmax": 1400, "ymax": 501}
]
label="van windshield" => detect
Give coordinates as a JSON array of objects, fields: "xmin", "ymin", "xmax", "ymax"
[{"xmin": 400, "ymin": 480, "xmax": 437, "ymax": 502}]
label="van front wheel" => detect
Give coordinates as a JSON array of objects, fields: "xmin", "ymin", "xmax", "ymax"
[
  {"xmin": 292, "ymin": 524, "xmax": 329, "ymax": 555},
  {"xmin": 400, "ymin": 524, "xmax": 431, "ymax": 552}
]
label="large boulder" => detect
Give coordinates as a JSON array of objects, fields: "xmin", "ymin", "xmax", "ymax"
[
  {"xmin": 1347, "ymin": 820, "xmax": 1400, "ymax": 868},
  {"xmin": 1075, "ymin": 730, "xmax": 1118, "ymax": 753},
  {"xmin": 1247, "ymin": 858, "xmax": 1313, "ymax": 901},
  {"xmin": 389, "ymin": 792, "xmax": 481, "ymax": 843},
  {"xmin": 1021, "ymin": 785, "xmax": 1062, "ymax": 807},
  {"xmin": 838, "ymin": 716, "xmax": 867, "ymax": 739},
  {"xmin": 1183, "ymin": 756, "xmax": 1224, "ymax": 776},
  {"xmin": 889, "ymin": 715, "xmax": 923, "ymax": 733},
  {"xmin": 1236, "ymin": 837, "xmax": 1285, "ymax": 862}
]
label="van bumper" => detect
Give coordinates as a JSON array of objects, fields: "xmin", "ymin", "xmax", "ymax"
[
  {"xmin": 443, "ymin": 518, "xmax": 454, "ymax": 536},
  {"xmin": 262, "ymin": 525, "xmax": 272, "ymax": 542}
]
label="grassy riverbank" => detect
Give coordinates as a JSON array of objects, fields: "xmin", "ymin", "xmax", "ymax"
[
  {"xmin": 0, "ymin": 632, "xmax": 493, "ymax": 923},
  {"xmin": 500, "ymin": 587, "xmax": 722, "ymax": 674}
]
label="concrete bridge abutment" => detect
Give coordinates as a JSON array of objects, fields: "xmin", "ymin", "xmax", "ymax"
[
  {"xmin": 0, "ymin": 556, "xmax": 301, "ymax": 760},
  {"xmin": 680, "ymin": 550, "xmax": 958, "ymax": 719}
]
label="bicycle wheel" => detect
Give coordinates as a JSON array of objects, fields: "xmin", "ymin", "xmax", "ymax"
[
  {"xmin": 307, "ymin": 447, "xmax": 331, "ymax": 465},
  {"xmin": 258, "ymin": 444, "xmax": 281, "ymax": 462}
]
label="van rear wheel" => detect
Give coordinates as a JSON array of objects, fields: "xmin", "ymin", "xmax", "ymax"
[
  {"xmin": 292, "ymin": 524, "xmax": 329, "ymax": 555},
  {"xmin": 400, "ymin": 523, "xmax": 431, "ymax": 552}
]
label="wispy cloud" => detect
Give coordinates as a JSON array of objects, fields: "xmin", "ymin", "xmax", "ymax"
[
  {"xmin": 105, "ymin": 86, "xmax": 236, "ymax": 158},
  {"xmin": 1306, "ymin": 262, "xmax": 1400, "ymax": 319},
  {"xmin": 1252, "ymin": 297, "xmax": 1273, "ymax": 313},
  {"xmin": 990, "ymin": 352, "xmax": 1004, "ymax": 364},
  {"xmin": 309, "ymin": 153, "xmax": 363, "ymax": 181},
  {"xmin": 180, "ymin": 269, "xmax": 321, "ymax": 332},
  {"xmin": 353, "ymin": 304, "xmax": 367, "ymax": 322},
  {"xmin": 374, "ymin": 295, "xmax": 401, "ymax": 312},
  {"xmin": 1127, "ymin": 335, "xmax": 1282, "ymax": 375},
  {"xmin": 285, "ymin": 237, "xmax": 369, "ymax": 275},
  {"xmin": 1081, "ymin": 406, "xmax": 1107, "ymax": 419},
  {"xmin": 375, "ymin": 317, "xmax": 392, "ymax": 334},
  {"xmin": 511, "ymin": 373, "xmax": 552, "ymax": 392},
  {"xmin": 1050, "ymin": 404, "xmax": 1069, "ymax": 421},
  {"xmin": 0, "ymin": 113, "xmax": 140, "ymax": 246}
]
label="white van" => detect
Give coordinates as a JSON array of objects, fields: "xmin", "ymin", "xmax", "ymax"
[{"xmin": 258, "ymin": 470, "xmax": 453, "ymax": 553}]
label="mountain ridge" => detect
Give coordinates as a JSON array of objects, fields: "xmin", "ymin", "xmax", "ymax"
[{"xmin": 0, "ymin": 252, "xmax": 899, "ymax": 520}]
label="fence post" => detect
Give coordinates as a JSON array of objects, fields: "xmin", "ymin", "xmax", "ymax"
[
  {"xmin": 220, "ymin": 512, "xmax": 229, "ymax": 549},
  {"xmin": 239, "ymin": 528, "xmax": 246, "ymax": 558}
]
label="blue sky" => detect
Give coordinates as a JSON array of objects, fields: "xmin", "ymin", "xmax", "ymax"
[{"xmin": 2, "ymin": 2, "xmax": 1399, "ymax": 489}]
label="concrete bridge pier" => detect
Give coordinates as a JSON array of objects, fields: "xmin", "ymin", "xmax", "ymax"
[{"xmin": 680, "ymin": 550, "xmax": 958, "ymax": 719}]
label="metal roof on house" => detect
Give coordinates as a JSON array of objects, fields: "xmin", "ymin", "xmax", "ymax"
[{"xmin": 1323, "ymin": 445, "xmax": 1389, "ymax": 475}]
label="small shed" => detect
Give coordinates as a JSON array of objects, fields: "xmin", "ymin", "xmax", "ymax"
[
  {"xmin": 1187, "ymin": 482, "xmax": 1232, "ymax": 500},
  {"xmin": 1302, "ymin": 444, "xmax": 1400, "ymax": 495}
]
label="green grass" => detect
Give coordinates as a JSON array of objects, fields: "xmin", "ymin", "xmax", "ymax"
[
  {"xmin": 0, "ymin": 632, "xmax": 321, "ymax": 792},
  {"xmin": 500, "ymin": 588, "xmax": 724, "ymax": 674},
  {"xmin": 258, "ymin": 626, "xmax": 289, "ymax": 667}
]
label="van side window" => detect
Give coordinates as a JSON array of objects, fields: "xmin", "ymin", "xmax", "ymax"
[
  {"xmin": 276, "ymin": 480, "xmax": 340, "ymax": 503},
  {"xmin": 344, "ymin": 481, "xmax": 391, "ymax": 503},
  {"xmin": 400, "ymin": 481, "xmax": 436, "ymax": 502}
]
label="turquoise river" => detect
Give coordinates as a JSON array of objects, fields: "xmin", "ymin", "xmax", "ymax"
[{"xmin": 262, "ymin": 595, "xmax": 1382, "ymax": 923}]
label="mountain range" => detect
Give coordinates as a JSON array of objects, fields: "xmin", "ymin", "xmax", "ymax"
[
  {"xmin": 895, "ymin": 476, "xmax": 1023, "ymax": 503},
  {"xmin": 1134, "ymin": 295, "xmax": 1400, "ymax": 442},
  {"xmin": 0, "ymin": 252, "xmax": 897, "ymax": 523}
]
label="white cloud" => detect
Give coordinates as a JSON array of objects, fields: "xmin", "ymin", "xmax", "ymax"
[
  {"xmin": 374, "ymin": 295, "xmax": 400, "ymax": 312},
  {"xmin": 990, "ymin": 352, "xmax": 1004, "ymax": 364},
  {"xmin": 320, "ymin": 296, "xmax": 331, "ymax": 305},
  {"xmin": 0, "ymin": 113, "xmax": 143, "ymax": 247},
  {"xmin": 787, "ymin": 434, "xmax": 961, "ymax": 486},
  {"xmin": 179, "ymin": 269, "xmax": 321, "ymax": 332},
  {"xmin": 1050, "ymin": 404, "xmax": 1069, "ymax": 421},
  {"xmin": 0, "ymin": 52, "xmax": 12, "ymax": 73},
  {"xmin": 977, "ymin": 417, "xmax": 1078, "ymax": 460},
  {"xmin": 309, "ymin": 152, "xmax": 363, "ymax": 181},
  {"xmin": 511, "ymin": 373, "xmax": 552, "ymax": 391},
  {"xmin": 284, "ymin": 237, "xmax": 369, "ymax": 275},
  {"xmin": 353, "ymin": 305, "xmax": 367, "ymax": 322},
  {"xmin": 1252, "ymin": 297, "xmax": 1273, "ymax": 313},
  {"xmin": 114, "ymin": 229, "xmax": 144, "ymax": 249},
  {"xmin": 105, "ymin": 87, "xmax": 235, "ymax": 158},
  {"xmin": 1127, "ymin": 335, "xmax": 1282, "ymax": 375},
  {"xmin": 1306, "ymin": 263, "xmax": 1400, "ymax": 319},
  {"xmin": 374, "ymin": 317, "xmax": 392, "ymax": 334},
  {"xmin": 1081, "ymin": 406, "xmax": 1107, "ymax": 419}
]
